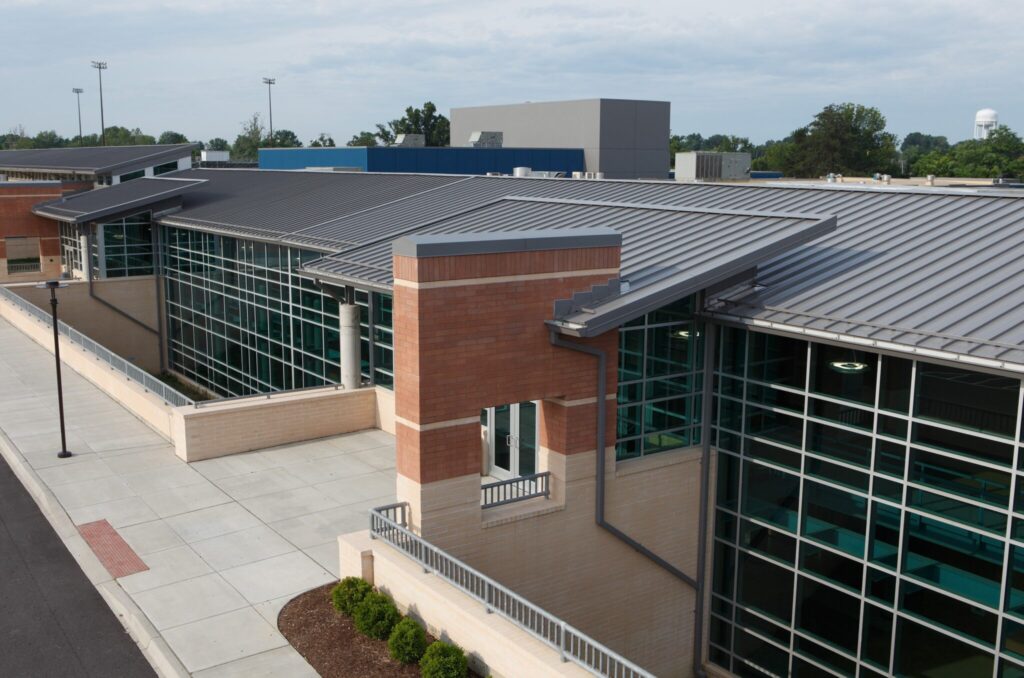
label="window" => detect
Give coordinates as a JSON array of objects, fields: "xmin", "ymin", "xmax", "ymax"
[
  {"xmin": 153, "ymin": 160, "xmax": 180, "ymax": 176},
  {"xmin": 615, "ymin": 297, "xmax": 701, "ymax": 460},
  {"xmin": 811, "ymin": 343, "xmax": 877, "ymax": 405},
  {"xmin": 915, "ymin": 363, "xmax": 1018, "ymax": 437}
]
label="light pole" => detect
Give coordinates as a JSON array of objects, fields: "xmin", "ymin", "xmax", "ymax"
[
  {"xmin": 91, "ymin": 61, "xmax": 107, "ymax": 145},
  {"xmin": 72, "ymin": 88, "xmax": 84, "ymax": 145},
  {"xmin": 262, "ymin": 77, "xmax": 275, "ymax": 146},
  {"xmin": 36, "ymin": 281, "xmax": 71, "ymax": 459}
]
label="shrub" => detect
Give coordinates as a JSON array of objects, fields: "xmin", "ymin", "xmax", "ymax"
[
  {"xmin": 331, "ymin": 577, "xmax": 373, "ymax": 615},
  {"xmin": 388, "ymin": 617, "xmax": 428, "ymax": 664},
  {"xmin": 352, "ymin": 591, "xmax": 401, "ymax": 640},
  {"xmin": 419, "ymin": 641, "xmax": 468, "ymax": 678}
]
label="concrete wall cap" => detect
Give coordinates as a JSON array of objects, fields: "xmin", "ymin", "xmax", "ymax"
[{"xmin": 392, "ymin": 228, "xmax": 622, "ymax": 258}]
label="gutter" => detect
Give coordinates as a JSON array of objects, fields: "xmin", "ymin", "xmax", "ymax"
[{"xmin": 548, "ymin": 316, "xmax": 716, "ymax": 678}]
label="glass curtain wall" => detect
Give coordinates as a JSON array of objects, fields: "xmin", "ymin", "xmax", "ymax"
[
  {"xmin": 616, "ymin": 296, "xmax": 703, "ymax": 460},
  {"xmin": 58, "ymin": 222, "xmax": 82, "ymax": 274},
  {"xmin": 94, "ymin": 212, "xmax": 155, "ymax": 277},
  {"xmin": 162, "ymin": 226, "xmax": 394, "ymax": 397},
  {"xmin": 710, "ymin": 326, "xmax": 1024, "ymax": 677}
]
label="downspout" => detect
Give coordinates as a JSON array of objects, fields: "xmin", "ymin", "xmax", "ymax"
[
  {"xmin": 691, "ymin": 319, "xmax": 716, "ymax": 678},
  {"xmin": 548, "ymin": 330, "xmax": 697, "ymax": 589},
  {"xmin": 549, "ymin": 315, "xmax": 716, "ymax": 678}
]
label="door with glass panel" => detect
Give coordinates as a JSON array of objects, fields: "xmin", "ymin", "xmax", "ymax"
[{"xmin": 482, "ymin": 402, "xmax": 537, "ymax": 479}]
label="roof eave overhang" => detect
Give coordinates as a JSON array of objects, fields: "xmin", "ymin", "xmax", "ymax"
[
  {"xmin": 295, "ymin": 266, "xmax": 394, "ymax": 293},
  {"xmin": 548, "ymin": 214, "xmax": 838, "ymax": 337}
]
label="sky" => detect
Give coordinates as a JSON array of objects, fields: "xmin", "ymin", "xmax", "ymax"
[{"xmin": 4, "ymin": 0, "xmax": 1022, "ymax": 146}]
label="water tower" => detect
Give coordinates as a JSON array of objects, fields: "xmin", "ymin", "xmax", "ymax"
[{"xmin": 974, "ymin": 108, "xmax": 999, "ymax": 139}]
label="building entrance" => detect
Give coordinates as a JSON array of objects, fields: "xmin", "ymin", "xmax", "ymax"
[{"xmin": 482, "ymin": 402, "xmax": 537, "ymax": 479}]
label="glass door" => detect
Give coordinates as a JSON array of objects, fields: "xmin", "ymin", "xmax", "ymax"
[{"xmin": 482, "ymin": 401, "xmax": 537, "ymax": 479}]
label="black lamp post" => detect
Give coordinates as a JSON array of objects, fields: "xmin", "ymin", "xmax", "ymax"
[{"xmin": 37, "ymin": 281, "xmax": 71, "ymax": 458}]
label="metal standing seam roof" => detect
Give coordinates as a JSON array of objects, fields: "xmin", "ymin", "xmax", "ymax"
[
  {"xmin": 32, "ymin": 177, "xmax": 208, "ymax": 224},
  {"xmin": 0, "ymin": 143, "xmax": 198, "ymax": 175},
  {"xmin": 152, "ymin": 169, "xmax": 467, "ymax": 247},
  {"xmin": 24, "ymin": 165, "xmax": 1024, "ymax": 368}
]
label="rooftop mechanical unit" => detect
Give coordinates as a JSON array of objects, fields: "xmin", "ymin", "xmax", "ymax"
[
  {"xmin": 467, "ymin": 131, "xmax": 504, "ymax": 148},
  {"xmin": 675, "ymin": 151, "xmax": 751, "ymax": 182},
  {"xmin": 392, "ymin": 134, "xmax": 426, "ymax": 147}
]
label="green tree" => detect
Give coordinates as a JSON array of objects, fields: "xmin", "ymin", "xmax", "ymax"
[
  {"xmin": 750, "ymin": 103, "xmax": 898, "ymax": 177},
  {"xmin": 367, "ymin": 102, "xmax": 450, "ymax": 146},
  {"xmin": 269, "ymin": 129, "xmax": 302, "ymax": 148},
  {"xmin": 207, "ymin": 137, "xmax": 230, "ymax": 151},
  {"xmin": 347, "ymin": 131, "xmax": 378, "ymax": 147},
  {"xmin": 900, "ymin": 132, "xmax": 949, "ymax": 174},
  {"xmin": 103, "ymin": 126, "xmax": 156, "ymax": 145},
  {"xmin": 31, "ymin": 130, "xmax": 66, "ymax": 148},
  {"xmin": 915, "ymin": 126, "xmax": 1024, "ymax": 178},
  {"xmin": 310, "ymin": 133, "xmax": 336, "ymax": 147},
  {"xmin": 158, "ymin": 131, "xmax": 189, "ymax": 145},
  {"xmin": 232, "ymin": 114, "xmax": 265, "ymax": 161}
]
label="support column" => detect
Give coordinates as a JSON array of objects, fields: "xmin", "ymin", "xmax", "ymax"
[{"xmin": 339, "ymin": 301, "xmax": 361, "ymax": 390}]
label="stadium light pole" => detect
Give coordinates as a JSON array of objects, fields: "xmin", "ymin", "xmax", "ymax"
[
  {"xmin": 36, "ymin": 281, "xmax": 71, "ymax": 459},
  {"xmin": 91, "ymin": 61, "xmax": 107, "ymax": 145},
  {"xmin": 72, "ymin": 88, "xmax": 84, "ymax": 145},
  {"xmin": 262, "ymin": 77, "xmax": 275, "ymax": 146}
]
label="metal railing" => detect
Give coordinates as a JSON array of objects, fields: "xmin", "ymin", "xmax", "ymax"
[
  {"xmin": 192, "ymin": 382, "xmax": 345, "ymax": 408},
  {"xmin": 0, "ymin": 285, "xmax": 194, "ymax": 407},
  {"xmin": 369, "ymin": 502, "xmax": 654, "ymax": 678},
  {"xmin": 6, "ymin": 261, "xmax": 42, "ymax": 274},
  {"xmin": 481, "ymin": 471, "xmax": 551, "ymax": 508}
]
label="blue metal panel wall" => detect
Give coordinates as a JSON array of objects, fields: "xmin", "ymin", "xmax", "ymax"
[
  {"xmin": 258, "ymin": 147, "xmax": 584, "ymax": 175},
  {"xmin": 258, "ymin": 147, "xmax": 369, "ymax": 170}
]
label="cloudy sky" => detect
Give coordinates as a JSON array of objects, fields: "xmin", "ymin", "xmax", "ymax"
[{"xmin": 4, "ymin": 0, "xmax": 1021, "ymax": 146}]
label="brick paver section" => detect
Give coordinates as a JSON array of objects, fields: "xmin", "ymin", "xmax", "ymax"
[{"xmin": 78, "ymin": 519, "xmax": 149, "ymax": 578}]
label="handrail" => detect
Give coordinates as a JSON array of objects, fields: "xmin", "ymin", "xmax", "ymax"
[
  {"xmin": 0, "ymin": 285, "xmax": 193, "ymax": 407},
  {"xmin": 481, "ymin": 471, "xmax": 550, "ymax": 508},
  {"xmin": 369, "ymin": 503, "xmax": 654, "ymax": 678},
  {"xmin": 192, "ymin": 382, "xmax": 345, "ymax": 408},
  {"xmin": 7, "ymin": 261, "xmax": 42, "ymax": 274}
]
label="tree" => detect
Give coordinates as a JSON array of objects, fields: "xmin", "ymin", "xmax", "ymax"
[
  {"xmin": 207, "ymin": 137, "xmax": 230, "ymax": 151},
  {"xmin": 269, "ymin": 129, "xmax": 302, "ymax": 148},
  {"xmin": 102, "ymin": 126, "xmax": 156, "ymax": 145},
  {"xmin": 360, "ymin": 102, "xmax": 450, "ymax": 147},
  {"xmin": 913, "ymin": 126, "xmax": 1024, "ymax": 178},
  {"xmin": 158, "ymin": 131, "xmax": 190, "ymax": 145},
  {"xmin": 750, "ymin": 103, "xmax": 899, "ymax": 177},
  {"xmin": 310, "ymin": 133, "xmax": 336, "ymax": 147},
  {"xmin": 347, "ymin": 131, "xmax": 378, "ymax": 147},
  {"xmin": 900, "ymin": 132, "xmax": 949, "ymax": 174},
  {"xmin": 30, "ymin": 130, "xmax": 66, "ymax": 148},
  {"xmin": 232, "ymin": 114, "xmax": 265, "ymax": 161}
]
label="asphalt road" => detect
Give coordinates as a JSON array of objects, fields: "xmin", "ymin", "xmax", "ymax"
[{"xmin": 0, "ymin": 452, "xmax": 155, "ymax": 678}]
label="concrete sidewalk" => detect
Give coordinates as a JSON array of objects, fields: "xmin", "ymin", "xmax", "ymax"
[{"xmin": 0, "ymin": 318, "xmax": 398, "ymax": 676}]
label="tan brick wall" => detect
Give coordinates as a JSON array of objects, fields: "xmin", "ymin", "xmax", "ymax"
[
  {"xmin": 171, "ymin": 386, "xmax": 378, "ymax": 461},
  {"xmin": 10, "ymin": 277, "xmax": 161, "ymax": 372}
]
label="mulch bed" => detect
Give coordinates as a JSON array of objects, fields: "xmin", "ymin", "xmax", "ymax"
[{"xmin": 278, "ymin": 583, "xmax": 423, "ymax": 677}]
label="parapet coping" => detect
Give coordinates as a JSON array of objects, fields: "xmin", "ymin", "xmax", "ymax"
[{"xmin": 392, "ymin": 227, "xmax": 621, "ymax": 258}]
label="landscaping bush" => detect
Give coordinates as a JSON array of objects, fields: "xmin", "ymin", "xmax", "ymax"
[
  {"xmin": 352, "ymin": 591, "xmax": 401, "ymax": 640},
  {"xmin": 419, "ymin": 641, "xmax": 468, "ymax": 678},
  {"xmin": 331, "ymin": 577, "xmax": 373, "ymax": 615},
  {"xmin": 388, "ymin": 617, "xmax": 428, "ymax": 664}
]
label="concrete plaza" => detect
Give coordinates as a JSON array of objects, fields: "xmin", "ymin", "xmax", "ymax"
[{"xmin": 0, "ymin": 317, "xmax": 397, "ymax": 676}]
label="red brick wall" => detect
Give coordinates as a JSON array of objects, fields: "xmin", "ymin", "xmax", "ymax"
[
  {"xmin": 394, "ymin": 245, "xmax": 621, "ymax": 484},
  {"xmin": 0, "ymin": 184, "xmax": 64, "ymax": 240}
]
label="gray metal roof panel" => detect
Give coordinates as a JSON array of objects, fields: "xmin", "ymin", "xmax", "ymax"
[
  {"xmin": 0, "ymin": 143, "xmax": 198, "ymax": 174},
  {"xmin": 32, "ymin": 177, "xmax": 207, "ymax": 223}
]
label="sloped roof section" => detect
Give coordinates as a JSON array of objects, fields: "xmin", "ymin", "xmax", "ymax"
[
  {"xmin": 33, "ymin": 177, "xmax": 207, "ymax": 224},
  {"xmin": 0, "ymin": 144, "xmax": 198, "ymax": 175},
  {"xmin": 305, "ymin": 196, "xmax": 836, "ymax": 335}
]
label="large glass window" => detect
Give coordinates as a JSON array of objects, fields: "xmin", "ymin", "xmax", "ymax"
[
  {"xmin": 615, "ymin": 297, "xmax": 701, "ymax": 460},
  {"xmin": 163, "ymin": 226, "xmax": 393, "ymax": 397},
  {"xmin": 710, "ymin": 327, "xmax": 1024, "ymax": 677},
  {"xmin": 97, "ymin": 212, "xmax": 153, "ymax": 277}
]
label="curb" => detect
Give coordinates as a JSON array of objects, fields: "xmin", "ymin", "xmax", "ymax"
[{"xmin": 0, "ymin": 428, "xmax": 190, "ymax": 678}]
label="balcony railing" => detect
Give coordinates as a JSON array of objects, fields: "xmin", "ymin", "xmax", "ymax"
[
  {"xmin": 369, "ymin": 502, "xmax": 653, "ymax": 678},
  {"xmin": 0, "ymin": 285, "xmax": 194, "ymax": 407},
  {"xmin": 481, "ymin": 471, "xmax": 551, "ymax": 508},
  {"xmin": 6, "ymin": 260, "xmax": 42, "ymax": 275}
]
